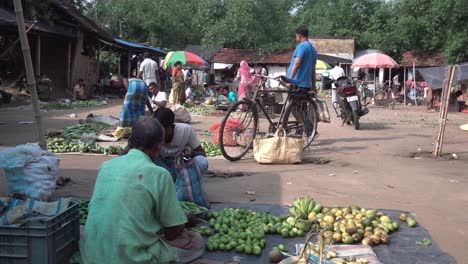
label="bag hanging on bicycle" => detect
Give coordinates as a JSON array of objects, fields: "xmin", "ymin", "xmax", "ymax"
[
  {"xmin": 315, "ymin": 99, "xmax": 331, "ymax": 123},
  {"xmin": 253, "ymin": 128, "xmax": 303, "ymax": 164}
]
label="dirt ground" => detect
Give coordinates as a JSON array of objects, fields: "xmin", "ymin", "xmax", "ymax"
[{"xmin": 0, "ymin": 100, "xmax": 467, "ymax": 262}]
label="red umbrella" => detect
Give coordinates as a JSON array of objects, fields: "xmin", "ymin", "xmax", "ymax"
[{"xmin": 352, "ymin": 53, "xmax": 399, "ymax": 68}]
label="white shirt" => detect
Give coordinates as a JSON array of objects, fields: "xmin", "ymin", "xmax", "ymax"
[
  {"xmin": 139, "ymin": 58, "xmax": 158, "ymax": 85},
  {"xmin": 183, "ymin": 69, "xmax": 191, "ymax": 81},
  {"xmin": 329, "ymin": 66, "xmax": 345, "ymax": 80},
  {"xmin": 150, "ymin": 92, "xmax": 167, "ymax": 108},
  {"xmin": 185, "ymin": 88, "xmax": 196, "ymax": 100},
  {"xmin": 161, "ymin": 123, "xmax": 200, "ymax": 158}
]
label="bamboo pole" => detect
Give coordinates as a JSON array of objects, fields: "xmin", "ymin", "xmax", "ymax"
[
  {"xmin": 13, "ymin": 0, "xmax": 46, "ymax": 149},
  {"xmin": 36, "ymin": 35, "xmax": 40, "ymax": 76},
  {"xmin": 434, "ymin": 66, "xmax": 455, "ymax": 156},
  {"xmin": 403, "ymin": 67, "xmax": 407, "ymax": 107},
  {"xmin": 438, "ymin": 66, "xmax": 456, "ymax": 155}
]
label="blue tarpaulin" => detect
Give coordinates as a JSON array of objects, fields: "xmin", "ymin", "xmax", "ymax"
[{"xmin": 114, "ymin": 39, "xmax": 167, "ymax": 55}]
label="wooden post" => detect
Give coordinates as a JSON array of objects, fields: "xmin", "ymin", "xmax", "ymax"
[
  {"xmin": 127, "ymin": 51, "xmax": 131, "ymax": 78},
  {"xmin": 96, "ymin": 43, "xmax": 100, "ymax": 81},
  {"xmin": 434, "ymin": 66, "xmax": 455, "ymax": 157},
  {"xmin": 403, "ymin": 67, "xmax": 407, "ymax": 107},
  {"xmin": 36, "ymin": 35, "xmax": 40, "ymax": 76},
  {"xmin": 71, "ymin": 32, "xmax": 83, "ymax": 91},
  {"xmin": 67, "ymin": 40, "xmax": 72, "ymax": 91},
  {"xmin": 118, "ymin": 54, "xmax": 121, "ymax": 75},
  {"xmin": 389, "ymin": 67, "xmax": 392, "ymax": 86},
  {"xmin": 13, "ymin": 0, "xmax": 46, "ymax": 149}
]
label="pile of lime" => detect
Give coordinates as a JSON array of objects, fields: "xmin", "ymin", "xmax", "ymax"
[{"xmin": 204, "ymin": 208, "xmax": 305, "ymax": 255}]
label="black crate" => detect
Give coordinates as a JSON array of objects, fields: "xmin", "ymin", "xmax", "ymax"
[{"xmin": 0, "ymin": 201, "xmax": 80, "ymax": 264}]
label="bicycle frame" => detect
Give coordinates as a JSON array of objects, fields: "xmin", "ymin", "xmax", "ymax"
[
  {"xmin": 244, "ymin": 76, "xmax": 315, "ymax": 133},
  {"xmin": 243, "ymin": 82, "xmax": 291, "ymax": 133}
]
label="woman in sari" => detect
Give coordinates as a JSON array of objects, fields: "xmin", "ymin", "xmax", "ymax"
[
  {"xmin": 169, "ymin": 61, "xmax": 185, "ymax": 105},
  {"xmin": 235, "ymin": 61, "xmax": 258, "ymax": 101}
]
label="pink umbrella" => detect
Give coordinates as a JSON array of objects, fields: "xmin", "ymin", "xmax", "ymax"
[{"xmin": 352, "ymin": 53, "xmax": 399, "ymax": 68}]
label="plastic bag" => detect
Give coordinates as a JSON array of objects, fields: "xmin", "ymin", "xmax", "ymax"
[
  {"xmin": 315, "ymin": 99, "xmax": 331, "ymax": 123},
  {"xmin": 170, "ymin": 104, "xmax": 192, "ymax": 123},
  {"xmin": 253, "ymin": 128, "xmax": 303, "ymax": 164},
  {"xmin": 209, "ymin": 119, "xmax": 245, "ymax": 146},
  {"xmin": 0, "ymin": 144, "xmax": 60, "ymax": 200}
]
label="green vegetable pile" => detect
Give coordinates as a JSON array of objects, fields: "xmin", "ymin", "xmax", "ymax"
[
  {"xmin": 78, "ymin": 200, "xmax": 89, "ymax": 225},
  {"xmin": 180, "ymin": 201, "xmax": 208, "ymax": 215},
  {"xmin": 41, "ymin": 100, "xmax": 104, "ymax": 110},
  {"xmin": 47, "ymin": 137, "xmax": 123, "ymax": 155},
  {"xmin": 184, "ymin": 104, "xmax": 212, "ymax": 115},
  {"xmin": 203, "ymin": 208, "xmax": 309, "ymax": 255},
  {"xmin": 60, "ymin": 122, "xmax": 113, "ymax": 139},
  {"xmin": 201, "ymin": 140, "xmax": 221, "ymax": 157}
]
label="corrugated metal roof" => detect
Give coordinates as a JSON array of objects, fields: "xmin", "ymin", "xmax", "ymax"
[
  {"xmin": 0, "ymin": 8, "xmax": 75, "ymax": 38},
  {"xmin": 210, "ymin": 48, "xmax": 352, "ymax": 64},
  {"xmin": 114, "ymin": 39, "xmax": 167, "ymax": 55},
  {"xmin": 400, "ymin": 51, "xmax": 446, "ymax": 67},
  {"xmin": 184, "ymin": 45, "xmax": 223, "ymax": 61}
]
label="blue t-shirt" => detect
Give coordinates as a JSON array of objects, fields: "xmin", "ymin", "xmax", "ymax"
[{"xmin": 287, "ymin": 41, "xmax": 317, "ymax": 88}]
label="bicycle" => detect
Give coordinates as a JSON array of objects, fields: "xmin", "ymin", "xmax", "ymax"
[
  {"xmin": 374, "ymin": 81, "xmax": 397, "ymax": 109},
  {"xmin": 218, "ymin": 75, "xmax": 319, "ymax": 161}
]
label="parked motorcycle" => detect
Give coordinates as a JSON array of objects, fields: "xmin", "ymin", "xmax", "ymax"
[
  {"xmin": 323, "ymin": 73, "xmax": 369, "ymax": 130},
  {"xmin": 101, "ymin": 73, "xmax": 126, "ymax": 98}
]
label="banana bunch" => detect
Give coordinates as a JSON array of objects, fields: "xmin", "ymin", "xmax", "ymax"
[{"xmin": 289, "ymin": 197, "xmax": 322, "ymax": 219}]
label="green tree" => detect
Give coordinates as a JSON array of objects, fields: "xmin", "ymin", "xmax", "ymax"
[{"xmin": 202, "ymin": 0, "xmax": 295, "ymax": 50}]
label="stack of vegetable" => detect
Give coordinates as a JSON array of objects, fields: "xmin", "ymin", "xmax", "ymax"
[
  {"xmin": 47, "ymin": 138, "xmax": 123, "ymax": 154},
  {"xmin": 60, "ymin": 122, "xmax": 113, "ymax": 139},
  {"xmin": 78, "ymin": 200, "xmax": 89, "ymax": 225},
  {"xmin": 201, "ymin": 141, "xmax": 222, "ymax": 157},
  {"xmin": 41, "ymin": 99, "xmax": 104, "ymax": 110},
  {"xmin": 288, "ymin": 197, "xmax": 416, "ymax": 247},
  {"xmin": 204, "ymin": 208, "xmax": 282, "ymax": 255},
  {"xmin": 46, "ymin": 122, "xmax": 122, "ymax": 154},
  {"xmin": 180, "ymin": 201, "xmax": 208, "ymax": 215}
]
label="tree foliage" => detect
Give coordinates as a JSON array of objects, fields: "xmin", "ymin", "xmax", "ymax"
[{"xmin": 49, "ymin": 0, "xmax": 468, "ymax": 63}]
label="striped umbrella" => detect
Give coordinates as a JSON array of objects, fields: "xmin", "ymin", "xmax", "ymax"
[
  {"xmin": 162, "ymin": 51, "xmax": 209, "ymax": 69},
  {"xmin": 316, "ymin": 60, "xmax": 332, "ymax": 70}
]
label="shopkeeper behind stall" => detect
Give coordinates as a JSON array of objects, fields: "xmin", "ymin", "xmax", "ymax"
[{"xmin": 80, "ymin": 117, "xmax": 203, "ymax": 264}]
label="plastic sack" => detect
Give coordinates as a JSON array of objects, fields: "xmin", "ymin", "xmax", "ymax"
[
  {"xmin": 0, "ymin": 144, "xmax": 60, "ymax": 200},
  {"xmin": 112, "ymin": 126, "xmax": 132, "ymax": 138},
  {"xmin": 253, "ymin": 128, "xmax": 303, "ymax": 164},
  {"xmin": 209, "ymin": 119, "xmax": 245, "ymax": 146},
  {"xmin": 315, "ymin": 99, "xmax": 331, "ymax": 123},
  {"xmin": 170, "ymin": 104, "xmax": 192, "ymax": 123},
  {"xmin": 0, "ymin": 197, "xmax": 72, "ymax": 226}
]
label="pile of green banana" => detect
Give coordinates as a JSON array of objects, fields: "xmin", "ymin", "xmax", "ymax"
[{"xmin": 289, "ymin": 197, "xmax": 322, "ymax": 220}]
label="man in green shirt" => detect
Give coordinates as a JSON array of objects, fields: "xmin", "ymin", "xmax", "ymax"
[{"xmin": 80, "ymin": 117, "xmax": 203, "ymax": 264}]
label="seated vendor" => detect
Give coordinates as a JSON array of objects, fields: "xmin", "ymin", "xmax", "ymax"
[
  {"xmin": 80, "ymin": 117, "xmax": 203, "ymax": 264},
  {"xmin": 153, "ymin": 108, "xmax": 208, "ymax": 181},
  {"xmin": 149, "ymin": 82, "xmax": 168, "ymax": 110},
  {"xmin": 73, "ymin": 79, "xmax": 86, "ymax": 100}
]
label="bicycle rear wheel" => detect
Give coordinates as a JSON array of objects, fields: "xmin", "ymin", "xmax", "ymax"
[
  {"xmin": 219, "ymin": 100, "xmax": 258, "ymax": 161},
  {"xmin": 282, "ymin": 97, "xmax": 318, "ymax": 149}
]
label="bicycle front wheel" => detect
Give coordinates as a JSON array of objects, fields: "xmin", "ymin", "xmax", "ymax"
[
  {"xmin": 219, "ymin": 100, "xmax": 258, "ymax": 161},
  {"xmin": 282, "ymin": 97, "xmax": 318, "ymax": 149}
]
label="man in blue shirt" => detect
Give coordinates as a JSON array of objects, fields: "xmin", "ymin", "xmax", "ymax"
[{"xmin": 287, "ymin": 26, "xmax": 317, "ymax": 90}]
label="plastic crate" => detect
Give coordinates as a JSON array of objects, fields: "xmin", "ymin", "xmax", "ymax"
[{"xmin": 0, "ymin": 201, "xmax": 80, "ymax": 264}]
